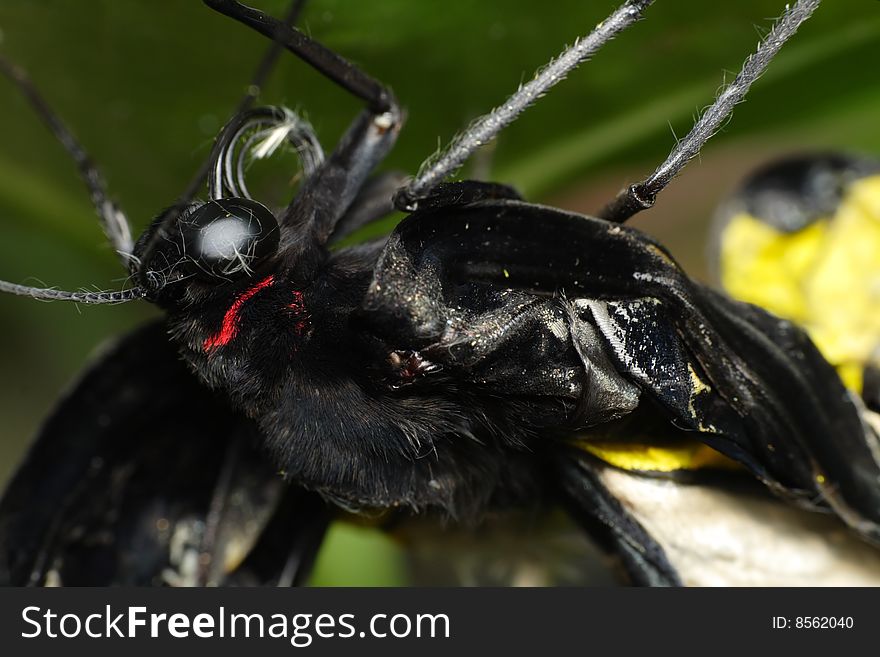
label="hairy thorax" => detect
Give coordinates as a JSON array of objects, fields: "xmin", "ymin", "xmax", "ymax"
[{"xmin": 164, "ymin": 266, "xmax": 545, "ymax": 517}]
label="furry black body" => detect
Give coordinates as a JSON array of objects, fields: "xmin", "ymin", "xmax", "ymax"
[
  {"xmin": 167, "ymin": 238, "xmax": 553, "ymax": 518},
  {"xmin": 4, "ymin": 0, "xmax": 879, "ymax": 587}
]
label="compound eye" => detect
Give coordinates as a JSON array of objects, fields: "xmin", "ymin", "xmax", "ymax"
[{"xmin": 181, "ymin": 198, "xmax": 279, "ymax": 280}]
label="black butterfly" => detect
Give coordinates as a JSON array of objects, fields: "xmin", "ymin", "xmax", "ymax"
[{"xmin": 2, "ymin": 0, "xmax": 877, "ymax": 587}]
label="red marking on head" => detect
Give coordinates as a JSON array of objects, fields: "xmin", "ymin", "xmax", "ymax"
[{"xmin": 202, "ymin": 275, "xmax": 275, "ymax": 353}]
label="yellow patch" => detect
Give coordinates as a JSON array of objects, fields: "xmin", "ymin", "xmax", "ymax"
[
  {"xmin": 720, "ymin": 174, "xmax": 880, "ymax": 394},
  {"xmin": 688, "ymin": 363, "xmax": 712, "ymax": 396},
  {"xmin": 836, "ymin": 362, "xmax": 864, "ymax": 393},
  {"xmin": 577, "ymin": 440, "xmax": 738, "ymax": 473},
  {"xmin": 720, "ymin": 212, "xmax": 827, "ymax": 324},
  {"xmin": 687, "ymin": 363, "xmax": 718, "ymax": 433}
]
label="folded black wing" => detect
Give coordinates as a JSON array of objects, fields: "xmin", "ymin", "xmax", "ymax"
[
  {"xmin": 0, "ymin": 321, "xmax": 328, "ymax": 586},
  {"xmin": 361, "ymin": 185, "xmax": 880, "ymax": 542}
]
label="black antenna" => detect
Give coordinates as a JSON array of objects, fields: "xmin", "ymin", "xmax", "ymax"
[{"xmin": 599, "ymin": 0, "xmax": 822, "ymax": 222}]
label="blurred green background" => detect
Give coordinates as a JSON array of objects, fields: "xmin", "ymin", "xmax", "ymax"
[{"xmin": 0, "ymin": 0, "xmax": 878, "ymax": 585}]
